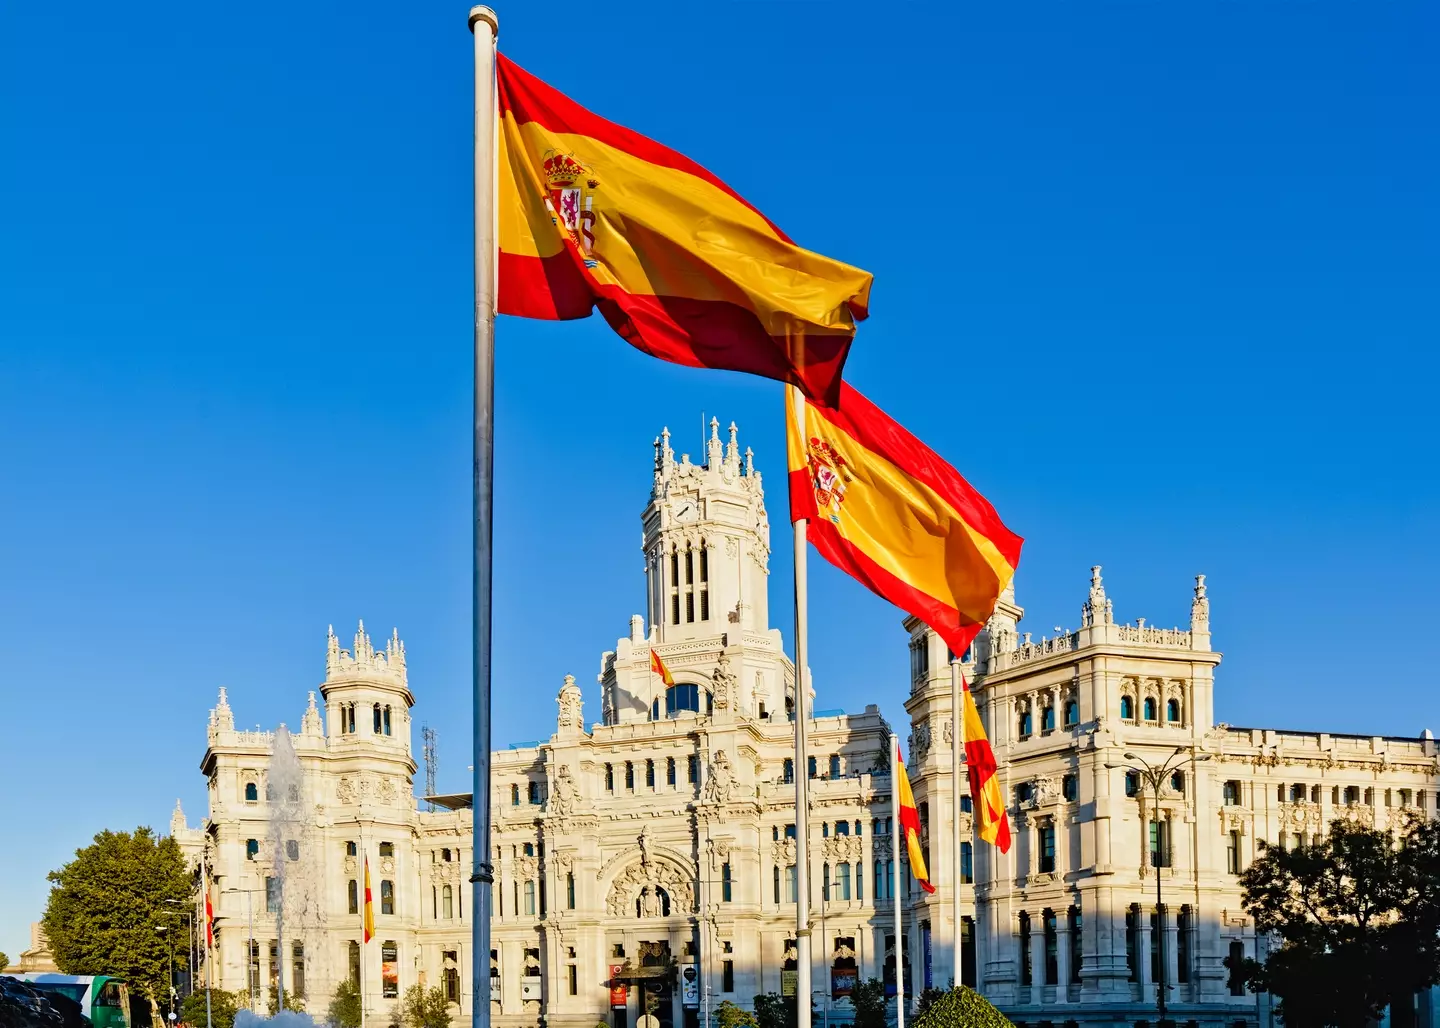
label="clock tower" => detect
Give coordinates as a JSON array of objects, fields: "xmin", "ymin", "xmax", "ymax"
[
  {"xmin": 598, "ymin": 418, "xmax": 790, "ymax": 725},
  {"xmin": 643, "ymin": 418, "xmax": 770, "ymax": 643}
]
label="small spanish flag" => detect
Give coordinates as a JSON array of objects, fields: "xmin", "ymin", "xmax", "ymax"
[
  {"xmin": 205, "ymin": 892, "xmax": 214, "ymax": 948},
  {"xmin": 786, "ymin": 384, "xmax": 1022, "ymax": 660},
  {"xmin": 962, "ymin": 678, "xmax": 1013, "ymax": 853},
  {"xmin": 363, "ymin": 855, "xmax": 374, "ymax": 944},
  {"xmin": 895, "ymin": 742, "xmax": 936, "ymax": 894},
  {"xmin": 497, "ymin": 56, "xmax": 872, "ymax": 406},
  {"xmin": 650, "ymin": 650, "xmax": 674, "ymax": 687}
]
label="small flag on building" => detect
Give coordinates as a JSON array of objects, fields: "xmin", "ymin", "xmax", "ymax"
[
  {"xmin": 962, "ymin": 679, "xmax": 1013, "ymax": 852},
  {"xmin": 895, "ymin": 741, "xmax": 936, "ymax": 894},
  {"xmin": 650, "ymin": 650, "xmax": 675, "ymax": 687},
  {"xmin": 363, "ymin": 855, "xmax": 374, "ymax": 944}
]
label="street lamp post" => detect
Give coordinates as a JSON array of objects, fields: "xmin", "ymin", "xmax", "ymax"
[
  {"xmin": 156, "ymin": 925, "xmax": 176, "ymax": 1017},
  {"xmin": 1105, "ymin": 746, "xmax": 1212, "ymax": 1028},
  {"xmin": 223, "ymin": 887, "xmax": 263, "ymax": 1013},
  {"xmin": 165, "ymin": 903, "xmax": 195, "ymax": 998}
]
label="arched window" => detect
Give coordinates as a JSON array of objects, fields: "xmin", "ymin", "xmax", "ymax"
[
  {"xmin": 383, "ymin": 706, "xmax": 392, "ymax": 735},
  {"xmin": 1120, "ymin": 696, "xmax": 1134, "ymax": 720},
  {"xmin": 245, "ymin": 782, "xmax": 259, "ymax": 803},
  {"xmin": 666, "ymin": 682, "xmax": 701, "ymax": 714},
  {"xmin": 1041, "ymin": 706, "xmax": 1055, "ymax": 732},
  {"xmin": 1166, "ymin": 699, "xmax": 1181, "ymax": 723},
  {"xmin": 373, "ymin": 704, "xmax": 383, "ymax": 734},
  {"xmin": 1064, "ymin": 700, "xmax": 1079, "ymax": 727},
  {"xmin": 1143, "ymin": 698, "xmax": 1157, "ymax": 721},
  {"xmin": 442, "ymin": 884, "xmax": 453, "ymax": 919}
]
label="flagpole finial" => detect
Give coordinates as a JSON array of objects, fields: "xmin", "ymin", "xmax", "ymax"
[{"xmin": 468, "ymin": 6, "xmax": 498, "ymax": 34}]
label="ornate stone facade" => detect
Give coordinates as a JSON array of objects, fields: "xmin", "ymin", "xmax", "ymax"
[{"xmin": 178, "ymin": 422, "xmax": 1439, "ymax": 1028}]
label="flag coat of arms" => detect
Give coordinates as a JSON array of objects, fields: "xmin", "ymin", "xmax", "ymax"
[
  {"xmin": 786, "ymin": 384, "xmax": 1023, "ymax": 657},
  {"xmin": 497, "ymin": 55, "xmax": 872, "ymax": 406}
]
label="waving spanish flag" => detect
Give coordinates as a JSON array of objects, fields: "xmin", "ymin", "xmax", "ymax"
[
  {"xmin": 895, "ymin": 742, "xmax": 935, "ymax": 894},
  {"xmin": 962, "ymin": 677, "xmax": 1012, "ymax": 852},
  {"xmin": 649, "ymin": 650, "xmax": 675, "ymax": 687},
  {"xmin": 498, "ymin": 56, "xmax": 872, "ymax": 406},
  {"xmin": 786, "ymin": 384, "xmax": 1023, "ymax": 656},
  {"xmin": 363, "ymin": 855, "xmax": 374, "ymax": 944}
]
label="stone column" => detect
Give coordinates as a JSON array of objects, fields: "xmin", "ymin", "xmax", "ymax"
[
  {"xmin": 1137, "ymin": 914, "xmax": 1152, "ymax": 997},
  {"xmin": 1029, "ymin": 919, "xmax": 1045, "ymax": 1005},
  {"xmin": 1055, "ymin": 921, "xmax": 1071, "ymax": 1003},
  {"xmin": 1164, "ymin": 909, "xmax": 1180, "ymax": 1003}
]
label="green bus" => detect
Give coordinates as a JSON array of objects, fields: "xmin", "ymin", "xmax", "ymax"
[{"xmin": 13, "ymin": 974, "xmax": 131, "ymax": 1028}]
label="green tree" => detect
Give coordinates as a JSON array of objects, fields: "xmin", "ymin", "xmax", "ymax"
[
  {"xmin": 398, "ymin": 984, "xmax": 451, "ymax": 1028},
  {"xmin": 1231, "ymin": 815, "xmax": 1440, "ymax": 1028},
  {"xmin": 326, "ymin": 979, "xmax": 362, "ymax": 1028},
  {"xmin": 848, "ymin": 978, "xmax": 887, "ymax": 1028},
  {"xmin": 752, "ymin": 993, "xmax": 788, "ymax": 1028},
  {"xmin": 42, "ymin": 827, "xmax": 193, "ymax": 1010},
  {"xmin": 715, "ymin": 1001, "xmax": 757, "ymax": 1028},
  {"xmin": 0, "ymin": 952, "xmax": 8, "ymax": 973},
  {"xmin": 179, "ymin": 989, "xmax": 241, "ymax": 1028},
  {"xmin": 911, "ymin": 986, "xmax": 1012, "ymax": 1028}
]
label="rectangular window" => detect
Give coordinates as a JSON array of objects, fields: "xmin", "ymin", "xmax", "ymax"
[
  {"xmin": 1150, "ymin": 820, "xmax": 1170, "ymax": 868},
  {"xmin": 568, "ymin": 965, "xmax": 578, "ymax": 996},
  {"xmin": 605, "ymin": 764, "xmax": 614, "ymax": 791},
  {"xmin": 625, "ymin": 762, "xmax": 635, "ymax": 790},
  {"xmin": 784, "ymin": 865, "xmax": 798, "ymax": 903},
  {"xmin": 855, "ymin": 862, "xmax": 863, "ymax": 901},
  {"xmin": 829, "ymin": 755, "xmax": 841, "ymax": 778},
  {"xmin": 265, "ymin": 877, "xmax": 280, "ymax": 914},
  {"xmin": 837, "ymin": 862, "xmax": 852, "ymax": 900},
  {"xmin": 292, "ymin": 943, "xmax": 306, "ymax": 999},
  {"xmin": 1178, "ymin": 907, "xmax": 1192, "ymax": 983},
  {"xmin": 443, "ymin": 952, "xmax": 460, "ymax": 1004},
  {"xmin": 1043, "ymin": 911, "xmax": 1058, "ymax": 986},
  {"xmin": 348, "ymin": 879, "xmax": 359, "ymax": 914},
  {"xmin": 347, "ymin": 941, "xmax": 360, "ymax": 988},
  {"xmin": 1125, "ymin": 906, "xmax": 1139, "ymax": 982},
  {"xmin": 670, "ymin": 552, "xmax": 680, "ymax": 625},
  {"xmin": 722, "ymin": 960, "xmax": 734, "ymax": 993},
  {"xmin": 443, "ymin": 885, "xmax": 454, "ymax": 919},
  {"xmin": 646, "ymin": 760, "xmax": 656, "ymax": 788},
  {"xmin": 835, "ymin": 821, "xmax": 850, "ymax": 837},
  {"xmin": 1227, "ymin": 830, "xmax": 1242, "ymax": 874},
  {"xmin": 1019, "ymin": 914, "xmax": 1032, "ymax": 986},
  {"xmin": 1039, "ymin": 825, "xmax": 1056, "ymax": 874},
  {"xmin": 379, "ymin": 842, "xmax": 394, "ymax": 858},
  {"xmin": 960, "ymin": 842, "xmax": 973, "ymax": 884},
  {"xmin": 699, "ymin": 546, "xmax": 709, "ymax": 621},
  {"xmin": 524, "ymin": 880, "xmax": 536, "ymax": 916},
  {"xmin": 247, "ymin": 838, "xmax": 259, "ymax": 860},
  {"xmin": 566, "ymin": 872, "xmax": 576, "ymax": 909},
  {"xmin": 381, "ymin": 879, "xmax": 395, "ymax": 915},
  {"xmin": 528, "ymin": 780, "xmax": 545, "ymax": 805},
  {"xmin": 667, "ymin": 757, "xmax": 676, "ymax": 786},
  {"xmin": 1223, "ymin": 780, "xmax": 1241, "ymax": 805},
  {"xmin": 721, "ymin": 862, "xmax": 732, "ymax": 902},
  {"xmin": 688, "ymin": 755, "xmax": 699, "ymax": 783},
  {"xmin": 773, "ymin": 866, "xmax": 781, "ymax": 905},
  {"xmin": 808, "ymin": 756, "xmax": 817, "ymax": 779}
]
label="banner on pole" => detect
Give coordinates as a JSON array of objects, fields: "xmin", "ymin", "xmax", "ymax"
[{"xmin": 610, "ymin": 966, "xmax": 627, "ymax": 1009}]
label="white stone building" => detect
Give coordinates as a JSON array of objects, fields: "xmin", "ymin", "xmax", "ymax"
[{"xmin": 178, "ymin": 419, "xmax": 1440, "ymax": 1028}]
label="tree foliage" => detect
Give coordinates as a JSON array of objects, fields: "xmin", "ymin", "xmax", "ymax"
[
  {"xmin": 1232, "ymin": 814, "xmax": 1440, "ymax": 1028},
  {"xmin": 911, "ymin": 986, "xmax": 1013, "ymax": 1028},
  {"xmin": 179, "ymin": 989, "xmax": 241, "ymax": 1028},
  {"xmin": 715, "ymin": 1001, "xmax": 757, "ymax": 1028},
  {"xmin": 0, "ymin": 953, "xmax": 8, "ymax": 973},
  {"xmin": 326, "ymin": 979, "xmax": 362, "ymax": 1028},
  {"xmin": 42, "ymin": 827, "xmax": 194, "ymax": 1008},
  {"xmin": 267, "ymin": 985, "xmax": 305, "ymax": 1016},
  {"xmin": 848, "ymin": 978, "xmax": 887, "ymax": 1028},
  {"xmin": 398, "ymin": 985, "xmax": 451, "ymax": 1028}
]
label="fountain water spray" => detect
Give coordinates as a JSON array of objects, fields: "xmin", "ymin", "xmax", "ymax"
[{"xmin": 266, "ymin": 726, "xmax": 326, "ymax": 1019}]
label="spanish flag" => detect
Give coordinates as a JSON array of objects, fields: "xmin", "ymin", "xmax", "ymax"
[
  {"xmin": 786, "ymin": 384, "xmax": 1022, "ymax": 658},
  {"xmin": 895, "ymin": 742, "xmax": 935, "ymax": 894},
  {"xmin": 363, "ymin": 855, "xmax": 374, "ymax": 944},
  {"xmin": 962, "ymin": 677, "xmax": 1012, "ymax": 852},
  {"xmin": 649, "ymin": 650, "xmax": 674, "ymax": 688},
  {"xmin": 498, "ymin": 56, "xmax": 872, "ymax": 406}
]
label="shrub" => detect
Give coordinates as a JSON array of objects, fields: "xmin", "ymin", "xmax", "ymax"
[
  {"xmin": 911, "ymin": 987, "xmax": 1013, "ymax": 1028},
  {"xmin": 716, "ymin": 1001, "xmax": 758, "ymax": 1028}
]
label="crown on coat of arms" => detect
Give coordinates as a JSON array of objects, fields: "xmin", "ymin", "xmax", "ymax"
[
  {"xmin": 543, "ymin": 151, "xmax": 587, "ymax": 188},
  {"xmin": 806, "ymin": 436, "xmax": 852, "ymax": 518}
]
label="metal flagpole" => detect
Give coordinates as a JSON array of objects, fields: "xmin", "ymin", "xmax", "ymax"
[
  {"xmin": 949, "ymin": 660, "xmax": 963, "ymax": 993},
  {"xmin": 360, "ymin": 831, "xmax": 366, "ymax": 1028},
  {"xmin": 890, "ymin": 734, "xmax": 904, "ymax": 1028},
  {"xmin": 202, "ymin": 843, "xmax": 212, "ymax": 1028},
  {"xmin": 788, "ymin": 385, "xmax": 813, "ymax": 1028},
  {"xmin": 469, "ymin": 9, "xmax": 499, "ymax": 1028}
]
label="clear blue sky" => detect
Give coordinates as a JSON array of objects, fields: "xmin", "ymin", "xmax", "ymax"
[{"xmin": 1, "ymin": 1, "xmax": 1435, "ymax": 959}]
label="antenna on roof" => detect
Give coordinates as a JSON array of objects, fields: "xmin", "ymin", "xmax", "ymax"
[{"xmin": 422, "ymin": 725, "xmax": 438, "ymax": 811}]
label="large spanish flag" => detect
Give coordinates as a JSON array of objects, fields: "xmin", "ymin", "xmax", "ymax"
[
  {"xmin": 962, "ymin": 677, "xmax": 1012, "ymax": 852},
  {"xmin": 786, "ymin": 384, "xmax": 1023, "ymax": 656},
  {"xmin": 497, "ymin": 56, "xmax": 872, "ymax": 406},
  {"xmin": 895, "ymin": 742, "xmax": 936, "ymax": 894}
]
